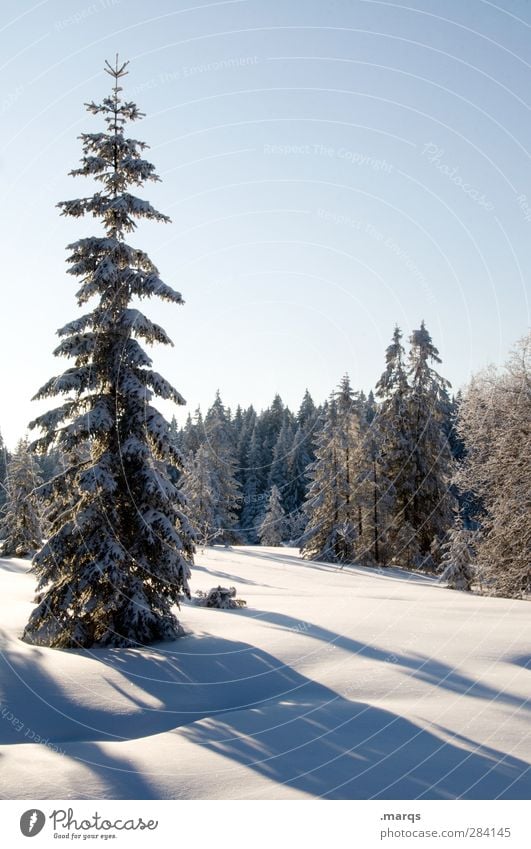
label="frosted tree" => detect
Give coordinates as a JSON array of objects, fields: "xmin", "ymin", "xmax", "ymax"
[
  {"xmin": 260, "ymin": 394, "xmax": 290, "ymax": 470},
  {"xmin": 0, "ymin": 429, "xmax": 9, "ymax": 512},
  {"xmin": 23, "ymin": 57, "xmax": 195, "ymax": 648},
  {"xmin": 0, "ymin": 439, "xmax": 43, "ymax": 558},
  {"xmin": 259, "ymin": 485, "xmax": 288, "ymax": 546},
  {"xmin": 297, "ymin": 389, "xmax": 319, "ymax": 461},
  {"xmin": 375, "ymin": 326, "xmax": 415, "ymax": 556},
  {"xmin": 180, "ymin": 444, "xmax": 221, "ymax": 548},
  {"xmin": 240, "ymin": 423, "xmax": 265, "ymax": 543},
  {"xmin": 440, "ymin": 519, "xmax": 476, "ymax": 591},
  {"xmin": 268, "ymin": 420, "xmax": 294, "ymax": 505},
  {"xmin": 203, "ymin": 392, "xmax": 241, "ymax": 543},
  {"xmin": 297, "ymin": 389, "xmax": 317, "ymax": 429},
  {"xmin": 391, "ymin": 521, "xmax": 420, "ymax": 570},
  {"xmin": 235, "ymin": 405, "xmax": 256, "ymax": 496},
  {"xmin": 406, "ymin": 322, "xmax": 455, "ymax": 558},
  {"xmin": 181, "ymin": 407, "xmax": 205, "ymax": 458},
  {"xmin": 455, "ymin": 333, "xmax": 531, "ymax": 598},
  {"xmin": 232, "ymin": 405, "xmax": 244, "ymax": 446},
  {"xmin": 360, "ymin": 412, "xmax": 394, "ymax": 565},
  {"xmin": 301, "ymin": 376, "xmax": 362, "ymax": 563},
  {"xmin": 283, "ymin": 425, "xmax": 312, "ymax": 539}
]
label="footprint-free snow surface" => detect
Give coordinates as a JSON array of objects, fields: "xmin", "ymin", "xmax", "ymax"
[{"xmin": 0, "ymin": 547, "xmax": 529, "ymax": 800}]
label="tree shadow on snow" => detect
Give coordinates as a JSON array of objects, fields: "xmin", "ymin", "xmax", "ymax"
[
  {"xmin": 232, "ymin": 547, "xmax": 437, "ymax": 586},
  {"xmin": 237, "ymin": 610, "xmax": 531, "ymax": 714},
  {"xmin": 508, "ymin": 654, "xmax": 531, "ymax": 670},
  {"xmin": 180, "ymin": 698, "xmax": 531, "ymax": 800},
  {"xmin": 192, "ymin": 561, "xmax": 278, "ymax": 588},
  {"xmin": 0, "ymin": 558, "xmax": 32, "ymax": 574},
  {"xmin": 0, "ymin": 628, "xmax": 529, "ymax": 799}
]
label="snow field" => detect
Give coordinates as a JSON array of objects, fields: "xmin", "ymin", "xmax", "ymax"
[{"xmin": 0, "ymin": 546, "xmax": 529, "ymax": 799}]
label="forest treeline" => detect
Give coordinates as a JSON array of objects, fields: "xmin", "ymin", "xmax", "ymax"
[{"xmin": 2, "ymin": 323, "xmax": 529, "ymax": 600}]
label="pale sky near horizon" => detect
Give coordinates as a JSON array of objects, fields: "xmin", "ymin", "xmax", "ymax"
[{"xmin": 0, "ymin": 0, "xmax": 530, "ymax": 449}]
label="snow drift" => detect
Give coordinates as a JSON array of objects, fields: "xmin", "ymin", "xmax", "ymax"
[{"xmin": 0, "ymin": 547, "xmax": 529, "ymax": 800}]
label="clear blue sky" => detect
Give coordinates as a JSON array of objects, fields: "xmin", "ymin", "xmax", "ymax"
[{"xmin": 1, "ymin": 0, "xmax": 530, "ymax": 448}]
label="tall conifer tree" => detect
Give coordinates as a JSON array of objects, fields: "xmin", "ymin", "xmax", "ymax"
[
  {"xmin": 23, "ymin": 58, "xmax": 194, "ymax": 648},
  {"xmin": 375, "ymin": 325, "xmax": 414, "ymax": 551},
  {"xmin": 301, "ymin": 376, "xmax": 361, "ymax": 563},
  {"xmin": 259, "ymin": 485, "xmax": 288, "ymax": 546},
  {"xmin": 0, "ymin": 429, "xmax": 9, "ymax": 513},
  {"xmin": 406, "ymin": 322, "xmax": 455, "ymax": 555},
  {"xmin": 203, "ymin": 392, "xmax": 241, "ymax": 543},
  {"xmin": 0, "ymin": 439, "xmax": 43, "ymax": 558}
]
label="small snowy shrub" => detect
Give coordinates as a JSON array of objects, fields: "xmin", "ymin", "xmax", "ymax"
[{"xmin": 194, "ymin": 586, "xmax": 246, "ymax": 609}]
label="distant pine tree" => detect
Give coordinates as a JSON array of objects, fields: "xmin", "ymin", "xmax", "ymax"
[
  {"xmin": 0, "ymin": 428, "xmax": 9, "ymax": 512},
  {"xmin": 301, "ymin": 376, "xmax": 362, "ymax": 564},
  {"xmin": 23, "ymin": 57, "xmax": 194, "ymax": 648},
  {"xmin": 235, "ymin": 405, "xmax": 257, "ymax": 497},
  {"xmin": 203, "ymin": 392, "xmax": 241, "ymax": 543},
  {"xmin": 180, "ymin": 444, "xmax": 221, "ymax": 548},
  {"xmin": 406, "ymin": 321, "xmax": 455, "ymax": 556},
  {"xmin": 391, "ymin": 520, "xmax": 420, "ymax": 570},
  {"xmin": 440, "ymin": 519, "xmax": 476, "ymax": 591},
  {"xmin": 182, "ymin": 408, "xmax": 205, "ymax": 457},
  {"xmin": 0, "ymin": 438, "xmax": 43, "ymax": 558},
  {"xmin": 240, "ymin": 424, "xmax": 266, "ymax": 543},
  {"xmin": 375, "ymin": 326, "xmax": 415, "ymax": 555},
  {"xmin": 268, "ymin": 420, "xmax": 294, "ymax": 505},
  {"xmin": 283, "ymin": 424, "xmax": 312, "ymax": 536},
  {"xmin": 259, "ymin": 394, "xmax": 289, "ymax": 472},
  {"xmin": 360, "ymin": 413, "xmax": 394, "ymax": 565},
  {"xmin": 259, "ymin": 485, "xmax": 288, "ymax": 546}
]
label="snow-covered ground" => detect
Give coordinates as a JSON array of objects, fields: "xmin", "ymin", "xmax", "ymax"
[{"xmin": 0, "ymin": 547, "xmax": 529, "ymax": 800}]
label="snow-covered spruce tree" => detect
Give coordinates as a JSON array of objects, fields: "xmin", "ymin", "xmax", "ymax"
[
  {"xmin": 375, "ymin": 326, "xmax": 415, "ymax": 558},
  {"xmin": 455, "ymin": 333, "xmax": 531, "ymax": 598},
  {"xmin": 234, "ymin": 405, "xmax": 256, "ymax": 508},
  {"xmin": 0, "ymin": 428, "xmax": 9, "ymax": 513},
  {"xmin": 439, "ymin": 519, "xmax": 476, "ymax": 591},
  {"xmin": 180, "ymin": 444, "xmax": 222, "ymax": 548},
  {"xmin": 360, "ymin": 411, "xmax": 394, "ymax": 565},
  {"xmin": 259, "ymin": 394, "xmax": 290, "ymax": 474},
  {"xmin": 239, "ymin": 423, "xmax": 266, "ymax": 543},
  {"xmin": 301, "ymin": 376, "xmax": 362, "ymax": 563},
  {"xmin": 406, "ymin": 322, "xmax": 455, "ymax": 558},
  {"xmin": 203, "ymin": 392, "xmax": 241, "ymax": 543},
  {"xmin": 259, "ymin": 485, "xmax": 288, "ymax": 546},
  {"xmin": 282, "ymin": 425, "xmax": 312, "ymax": 539},
  {"xmin": 268, "ymin": 419, "xmax": 294, "ymax": 507},
  {"xmin": 181, "ymin": 407, "xmax": 205, "ymax": 458},
  {"xmin": 391, "ymin": 520, "xmax": 420, "ymax": 571},
  {"xmin": 23, "ymin": 58, "xmax": 195, "ymax": 648},
  {"xmin": 0, "ymin": 439, "xmax": 43, "ymax": 558},
  {"xmin": 298, "ymin": 388, "xmax": 318, "ymax": 431}
]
